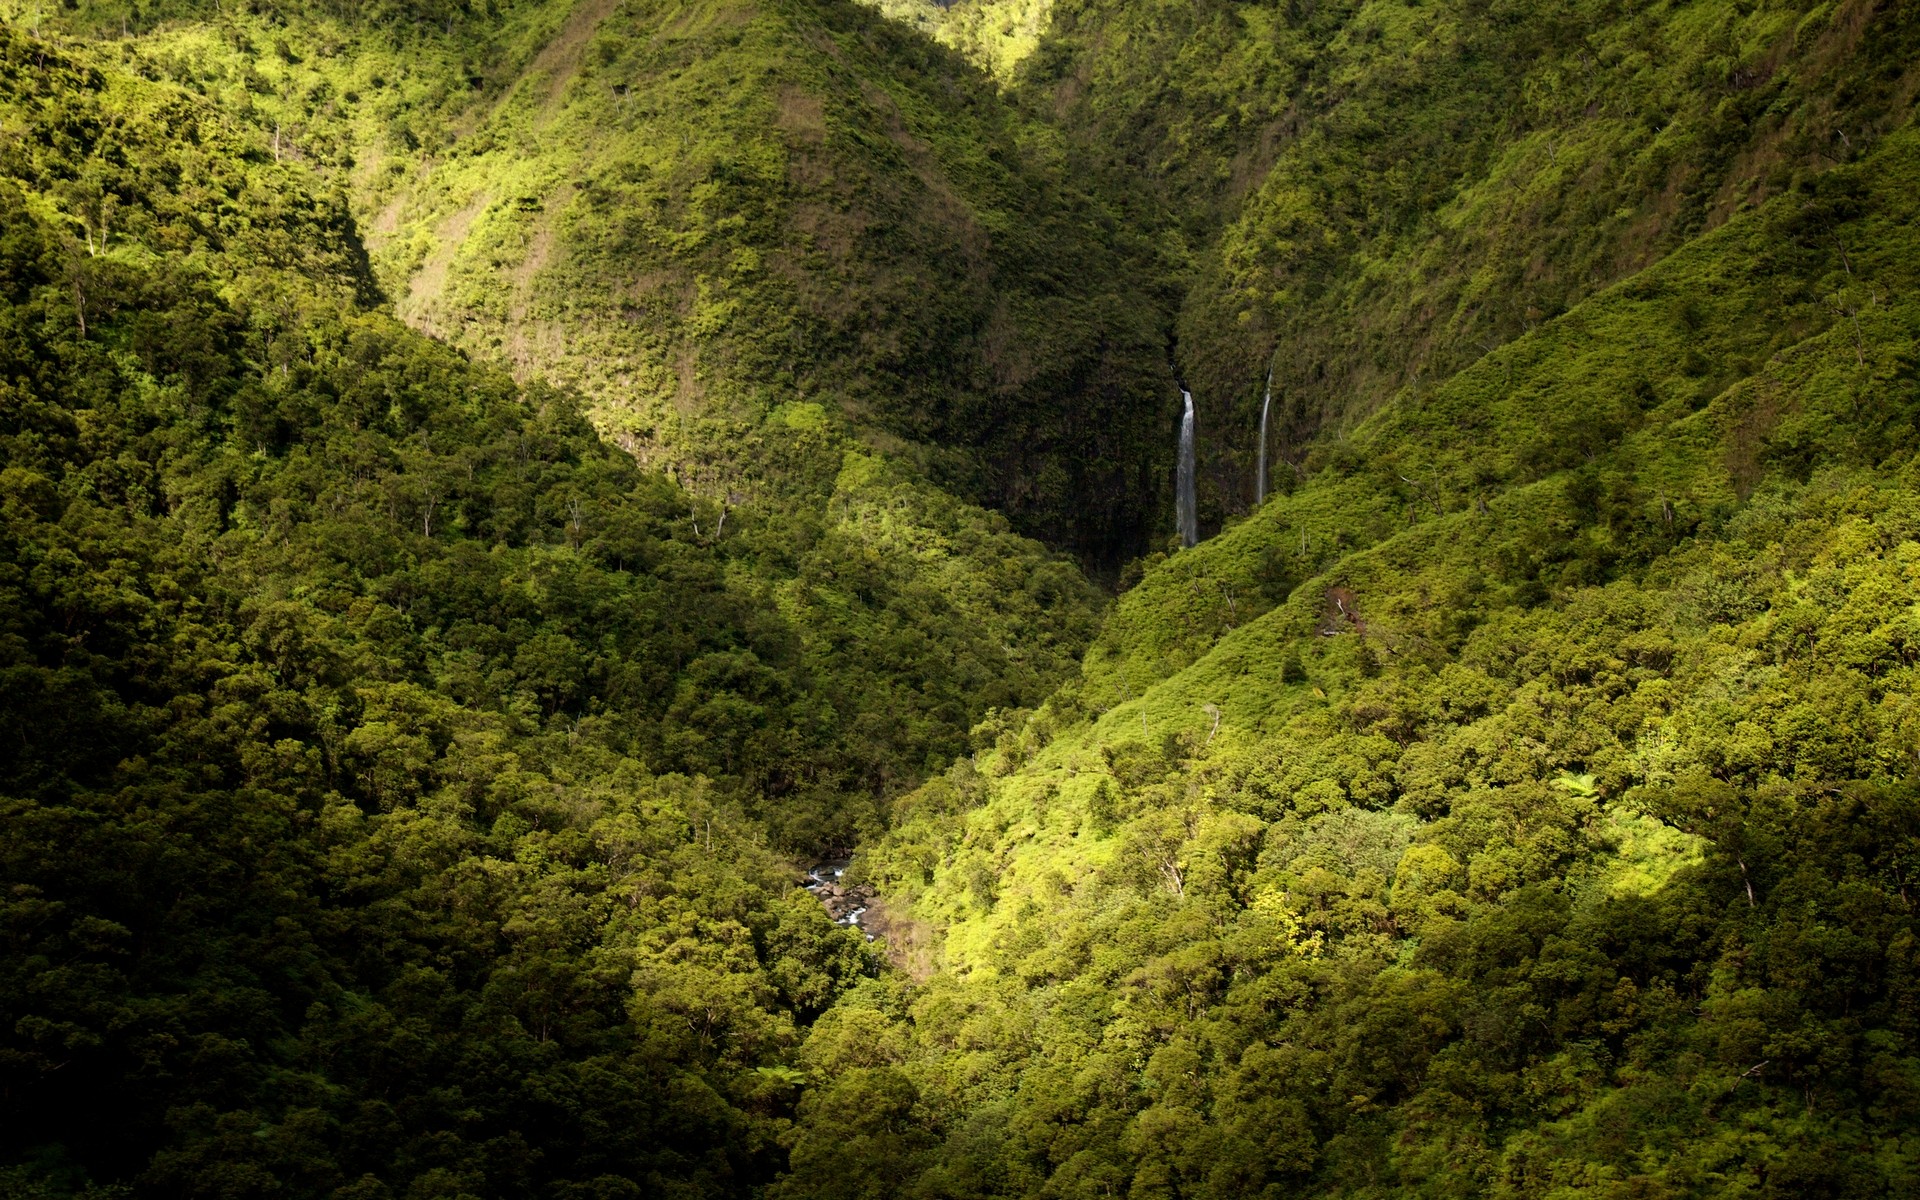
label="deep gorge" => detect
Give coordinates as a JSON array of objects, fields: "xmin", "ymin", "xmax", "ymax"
[{"xmin": 3, "ymin": 1, "xmax": 1919, "ymax": 1197}]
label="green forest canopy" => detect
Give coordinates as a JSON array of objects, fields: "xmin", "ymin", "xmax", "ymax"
[{"xmin": 3, "ymin": 0, "xmax": 1919, "ymax": 1197}]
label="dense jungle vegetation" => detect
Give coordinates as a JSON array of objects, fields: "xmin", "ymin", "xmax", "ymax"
[
  {"xmin": 4, "ymin": 0, "xmax": 1920, "ymax": 1197},
  {"xmin": 50, "ymin": 0, "xmax": 1178, "ymax": 568}
]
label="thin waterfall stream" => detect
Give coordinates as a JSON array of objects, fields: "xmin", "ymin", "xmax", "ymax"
[
  {"xmin": 1256, "ymin": 366, "xmax": 1272, "ymax": 506},
  {"xmin": 1177, "ymin": 388, "xmax": 1197, "ymax": 548}
]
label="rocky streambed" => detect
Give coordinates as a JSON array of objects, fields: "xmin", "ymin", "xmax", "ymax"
[{"xmin": 803, "ymin": 859, "xmax": 876, "ymax": 940}]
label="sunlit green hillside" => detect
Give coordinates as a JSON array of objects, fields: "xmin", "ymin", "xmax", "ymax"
[
  {"xmin": 1012, "ymin": 0, "xmax": 1920, "ymax": 532},
  {"xmin": 0, "ymin": 25, "xmax": 1107, "ymax": 1193},
  {"xmin": 61, "ymin": 0, "xmax": 1176, "ymax": 566},
  {"xmin": 5, "ymin": 0, "xmax": 1920, "ymax": 1197},
  {"xmin": 803, "ymin": 120, "xmax": 1920, "ymax": 1199}
]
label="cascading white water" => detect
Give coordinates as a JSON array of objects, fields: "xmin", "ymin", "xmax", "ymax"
[
  {"xmin": 1177, "ymin": 389, "xmax": 1197, "ymax": 548},
  {"xmin": 1255, "ymin": 365, "xmax": 1273, "ymax": 506}
]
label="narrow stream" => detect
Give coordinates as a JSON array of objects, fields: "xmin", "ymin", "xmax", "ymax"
[{"xmin": 803, "ymin": 858, "xmax": 876, "ymax": 940}]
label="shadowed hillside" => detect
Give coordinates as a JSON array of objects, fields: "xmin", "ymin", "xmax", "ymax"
[
  {"xmin": 793, "ymin": 115, "xmax": 1920, "ymax": 1200},
  {"xmin": 59, "ymin": 0, "xmax": 1180, "ymax": 568},
  {"xmin": 6, "ymin": 1, "xmax": 1920, "ymax": 1197},
  {"xmin": 982, "ymin": 0, "xmax": 1920, "ymax": 535},
  {"xmin": 0, "ymin": 25, "xmax": 1117, "ymax": 1192}
]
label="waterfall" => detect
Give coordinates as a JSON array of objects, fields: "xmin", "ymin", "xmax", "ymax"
[
  {"xmin": 1255, "ymin": 365, "xmax": 1273, "ymax": 506},
  {"xmin": 1177, "ymin": 389, "xmax": 1197, "ymax": 548}
]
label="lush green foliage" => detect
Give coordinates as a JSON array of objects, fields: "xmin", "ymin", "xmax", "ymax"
[
  {"xmin": 789, "ymin": 124, "xmax": 1920, "ymax": 1199},
  {"xmin": 60, "ymin": 0, "xmax": 1180, "ymax": 568},
  {"xmin": 8, "ymin": 0, "xmax": 1920, "ymax": 1196},
  {"xmin": 0, "ymin": 25, "xmax": 1100, "ymax": 1195},
  {"xmin": 987, "ymin": 0, "xmax": 1920, "ymax": 536}
]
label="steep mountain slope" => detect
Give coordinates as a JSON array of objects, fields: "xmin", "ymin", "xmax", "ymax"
[
  {"xmin": 788, "ymin": 119, "xmax": 1920, "ymax": 1198},
  {"xmin": 78, "ymin": 0, "xmax": 1178, "ymax": 566},
  {"xmin": 993, "ymin": 0, "xmax": 1920, "ymax": 532},
  {"xmin": 10, "ymin": 0, "xmax": 1920, "ymax": 1197},
  {"xmin": 0, "ymin": 25, "xmax": 1108, "ymax": 1195},
  {"xmin": 53, "ymin": 0, "xmax": 1141, "ymax": 832}
]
